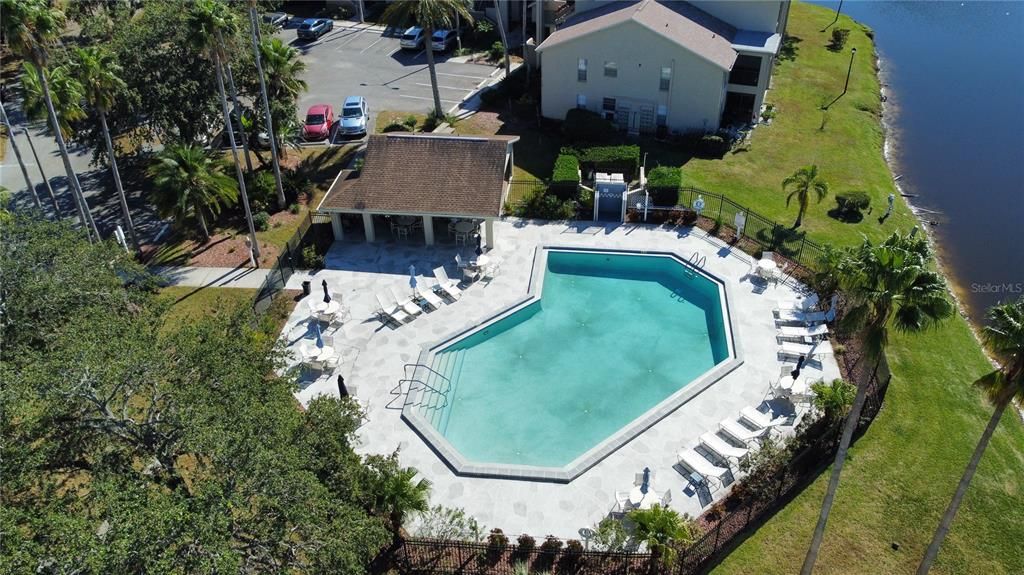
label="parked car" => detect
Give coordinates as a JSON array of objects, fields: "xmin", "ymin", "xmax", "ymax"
[
  {"xmin": 297, "ymin": 18, "xmax": 333, "ymax": 41},
  {"xmin": 338, "ymin": 96, "xmax": 369, "ymax": 137},
  {"xmin": 400, "ymin": 26, "xmax": 425, "ymax": 50},
  {"xmin": 431, "ymin": 29, "xmax": 458, "ymax": 52},
  {"xmin": 261, "ymin": 12, "xmax": 289, "ymax": 29},
  {"xmin": 303, "ymin": 104, "xmax": 334, "ymax": 141}
]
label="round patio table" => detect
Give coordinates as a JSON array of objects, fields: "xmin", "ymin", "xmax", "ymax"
[
  {"xmin": 757, "ymin": 259, "xmax": 778, "ymax": 275},
  {"xmin": 454, "ymin": 220, "xmax": 477, "ymax": 234},
  {"xmin": 396, "ymin": 216, "xmax": 418, "ymax": 227},
  {"xmin": 301, "ymin": 344, "xmax": 335, "ymax": 362},
  {"xmin": 472, "ymin": 254, "xmax": 491, "ymax": 268},
  {"xmin": 311, "ymin": 300, "xmax": 340, "ymax": 314},
  {"xmin": 629, "ymin": 486, "xmax": 660, "ymax": 509}
]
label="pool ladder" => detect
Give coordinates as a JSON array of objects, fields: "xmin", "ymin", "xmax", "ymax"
[
  {"xmin": 687, "ymin": 251, "xmax": 707, "ymax": 276},
  {"xmin": 399, "ymin": 363, "xmax": 451, "ymax": 415}
]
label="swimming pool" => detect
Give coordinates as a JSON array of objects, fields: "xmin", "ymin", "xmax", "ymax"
[{"xmin": 404, "ymin": 249, "xmax": 740, "ymax": 481}]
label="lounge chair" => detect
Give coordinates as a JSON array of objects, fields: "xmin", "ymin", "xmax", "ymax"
[
  {"xmin": 375, "ymin": 293, "xmax": 411, "ymax": 326},
  {"xmin": 432, "ymin": 267, "xmax": 463, "ymax": 300},
  {"xmin": 779, "ymin": 340, "xmax": 834, "ymax": 360},
  {"xmin": 719, "ymin": 418, "xmax": 771, "ymax": 446},
  {"xmin": 777, "ymin": 324, "xmax": 829, "ymax": 340},
  {"xmin": 776, "ymin": 293, "xmax": 819, "ymax": 312},
  {"xmin": 740, "ymin": 406, "xmax": 789, "ymax": 430},
  {"xmin": 388, "ymin": 287, "xmax": 423, "ymax": 317},
  {"xmin": 660, "ymin": 490, "xmax": 672, "ymax": 507},
  {"xmin": 776, "ymin": 309, "xmax": 829, "ymax": 324},
  {"xmin": 699, "ymin": 432, "xmax": 749, "ymax": 464},
  {"xmin": 613, "ymin": 491, "xmax": 633, "ymax": 513},
  {"xmin": 677, "ymin": 448, "xmax": 729, "ymax": 489},
  {"xmin": 415, "ymin": 285, "xmax": 444, "ymax": 310}
]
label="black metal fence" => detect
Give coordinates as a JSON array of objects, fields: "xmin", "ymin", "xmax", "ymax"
[
  {"xmin": 251, "ymin": 210, "xmax": 333, "ymax": 315},
  {"xmin": 391, "ymin": 354, "xmax": 891, "ymax": 575},
  {"xmin": 505, "ymin": 179, "xmax": 549, "ymax": 208}
]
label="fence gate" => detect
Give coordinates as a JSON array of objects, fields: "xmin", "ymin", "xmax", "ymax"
[{"xmin": 594, "ymin": 173, "xmax": 628, "ymax": 221}]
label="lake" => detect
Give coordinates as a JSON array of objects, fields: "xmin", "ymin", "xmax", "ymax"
[{"xmin": 811, "ymin": 0, "xmax": 1024, "ymax": 324}]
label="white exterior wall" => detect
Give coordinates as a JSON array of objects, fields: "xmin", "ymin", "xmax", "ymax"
[{"xmin": 540, "ymin": 20, "xmax": 727, "ymax": 134}]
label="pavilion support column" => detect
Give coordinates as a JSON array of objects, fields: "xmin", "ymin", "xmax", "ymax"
[
  {"xmin": 422, "ymin": 215, "xmax": 435, "ymax": 246},
  {"xmin": 330, "ymin": 213, "xmax": 344, "ymax": 241},
  {"xmin": 484, "ymin": 219, "xmax": 495, "ymax": 249},
  {"xmin": 362, "ymin": 213, "xmax": 376, "ymax": 242}
]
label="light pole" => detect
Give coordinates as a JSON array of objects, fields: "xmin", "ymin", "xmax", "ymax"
[
  {"xmin": 822, "ymin": 47, "xmax": 856, "ymax": 111},
  {"xmin": 822, "ymin": 0, "xmax": 844, "ymax": 32},
  {"xmin": 20, "ymin": 128, "xmax": 61, "ymax": 217}
]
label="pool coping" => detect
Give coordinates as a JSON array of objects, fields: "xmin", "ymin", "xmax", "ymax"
[{"xmin": 401, "ymin": 246, "xmax": 744, "ymax": 483}]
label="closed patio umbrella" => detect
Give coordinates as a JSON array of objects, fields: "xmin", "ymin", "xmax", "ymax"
[
  {"xmin": 409, "ymin": 265, "xmax": 417, "ymax": 295},
  {"xmin": 825, "ymin": 294, "xmax": 839, "ymax": 322},
  {"xmin": 641, "ymin": 467, "xmax": 651, "ymax": 494},
  {"xmin": 314, "ymin": 320, "xmax": 324, "ymax": 349},
  {"xmin": 475, "ymin": 233, "xmax": 483, "ymax": 256},
  {"xmin": 322, "ymin": 279, "xmax": 331, "ymax": 303}
]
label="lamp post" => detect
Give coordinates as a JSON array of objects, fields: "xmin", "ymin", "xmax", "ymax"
[{"xmin": 822, "ymin": 47, "xmax": 856, "ymax": 111}]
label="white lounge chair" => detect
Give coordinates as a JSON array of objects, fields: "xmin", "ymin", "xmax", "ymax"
[
  {"xmin": 389, "ymin": 287, "xmax": 423, "ymax": 317},
  {"xmin": 454, "ymin": 253, "xmax": 468, "ymax": 269},
  {"xmin": 740, "ymin": 406, "xmax": 790, "ymax": 430},
  {"xmin": 776, "ymin": 309, "xmax": 829, "ymax": 324},
  {"xmin": 777, "ymin": 324, "xmax": 829, "ymax": 340},
  {"xmin": 719, "ymin": 418, "xmax": 771, "ymax": 446},
  {"xmin": 432, "ymin": 267, "xmax": 463, "ymax": 300},
  {"xmin": 415, "ymin": 285, "xmax": 444, "ymax": 310},
  {"xmin": 699, "ymin": 432, "xmax": 749, "ymax": 464},
  {"xmin": 614, "ymin": 491, "xmax": 633, "ymax": 513},
  {"xmin": 375, "ymin": 293, "xmax": 411, "ymax": 325},
  {"xmin": 660, "ymin": 489, "xmax": 672, "ymax": 507},
  {"xmin": 677, "ymin": 448, "xmax": 729, "ymax": 489},
  {"xmin": 777, "ymin": 293, "xmax": 819, "ymax": 312},
  {"xmin": 779, "ymin": 340, "xmax": 834, "ymax": 360}
]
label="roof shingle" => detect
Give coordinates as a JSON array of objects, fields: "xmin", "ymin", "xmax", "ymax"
[{"xmin": 319, "ymin": 133, "xmax": 517, "ymax": 217}]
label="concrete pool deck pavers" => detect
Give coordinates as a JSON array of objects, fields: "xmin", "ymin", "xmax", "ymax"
[{"xmin": 277, "ymin": 219, "xmax": 841, "ymax": 539}]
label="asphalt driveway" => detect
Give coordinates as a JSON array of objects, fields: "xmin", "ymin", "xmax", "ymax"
[{"xmin": 280, "ymin": 21, "xmax": 501, "ymax": 136}]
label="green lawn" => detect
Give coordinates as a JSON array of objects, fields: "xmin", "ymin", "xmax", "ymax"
[
  {"xmin": 157, "ymin": 286, "xmax": 297, "ymax": 336},
  {"xmin": 706, "ymin": 6, "xmax": 1024, "ymax": 573},
  {"xmin": 375, "ymin": 110, "xmax": 427, "ymax": 133}
]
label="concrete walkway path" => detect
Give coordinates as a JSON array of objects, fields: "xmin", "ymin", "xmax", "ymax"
[{"xmin": 154, "ymin": 266, "xmax": 274, "ymax": 289}]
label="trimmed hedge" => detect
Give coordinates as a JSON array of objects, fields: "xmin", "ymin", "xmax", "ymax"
[
  {"xmin": 479, "ymin": 66, "xmax": 528, "ymax": 107},
  {"xmin": 646, "ymin": 166, "xmax": 682, "ymax": 206},
  {"xmin": 381, "ymin": 122, "xmax": 408, "ymax": 133},
  {"xmin": 566, "ymin": 145, "xmax": 641, "ymax": 179},
  {"xmin": 550, "ymin": 154, "xmax": 580, "ymax": 200},
  {"xmin": 562, "ymin": 108, "xmax": 618, "ymax": 144}
]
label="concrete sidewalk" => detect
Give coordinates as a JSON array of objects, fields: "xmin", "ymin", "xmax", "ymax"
[{"xmin": 154, "ymin": 266, "xmax": 273, "ymax": 289}]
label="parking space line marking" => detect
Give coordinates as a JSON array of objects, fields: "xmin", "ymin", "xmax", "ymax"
[
  {"xmin": 360, "ymin": 36, "xmax": 388, "ymax": 53},
  {"xmin": 413, "ymin": 49, "xmax": 425, "ymax": 60},
  {"xmin": 399, "ymin": 94, "xmax": 462, "ymax": 104},
  {"xmin": 387, "ymin": 47, "xmax": 401, "ymax": 57},
  {"xmin": 414, "ymin": 82, "xmax": 474, "ymax": 92},
  {"xmin": 436, "ymin": 72, "xmax": 489, "ymax": 80}
]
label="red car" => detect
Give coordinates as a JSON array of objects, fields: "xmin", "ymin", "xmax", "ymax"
[{"xmin": 303, "ymin": 104, "xmax": 334, "ymax": 141}]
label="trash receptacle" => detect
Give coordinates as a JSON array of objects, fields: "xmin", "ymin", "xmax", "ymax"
[{"xmin": 302, "ymin": 280, "xmax": 311, "ymax": 297}]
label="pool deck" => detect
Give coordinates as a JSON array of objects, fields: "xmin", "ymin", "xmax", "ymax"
[{"xmin": 277, "ymin": 219, "xmax": 841, "ymax": 539}]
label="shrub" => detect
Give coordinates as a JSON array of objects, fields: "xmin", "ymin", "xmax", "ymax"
[
  {"xmin": 512, "ymin": 533, "xmax": 536, "ymax": 563},
  {"xmin": 559, "ymin": 539, "xmax": 585, "ymax": 574},
  {"xmin": 282, "ymin": 168, "xmax": 312, "ymax": 204},
  {"xmin": 480, "ymin": 66, "xmax": 527, "ymax": 107},
  {"xmin": 288, "ymin": 203, "xmax": 300, "ymax": 214},
  {"xmin": 535, "ymin": 536, "xmax": 563, "ymax": 571},
  {"xmin": 402, "ymin": 115, "xmax": 418, "ymax": 129},
  {"xmin": 381, "ymin": 122, "xmax": 408, "ymax": 133},
  {"xmin": 829, "ymin": 28, "xmax": 850, "ymax": 51},
  {"xmin": 301, "ymin": 244, "xmax": 324, "ymax": 270},
  {"xmin": 485, "ymin": 529, "xmax": 509, "ymax": 565},
  {"xmin": 646, "ymin": 166, "xmax": 682, "ymax": 206},
  {"xmin": 509, "ymin": 188, "xmax": 576, "ymax": 220},
  {"xmin": 761, "ymin": 102, "xmax": 776, "ymax": 122},
  {"xmin": 246, "ymin": 171, "xmax": 278, "ymax": 211},
  {"xmin": 253, "ymin": 211, "xmax": 270, "ymax": 231},
  {"xmin": 834, "ymin": 191, "xmax": 871, "ymax": 216},
  {"xmin": 489, "ymin": 40, "xmax": 505, "ymax": 62},
  {"xmin": 575, "ymin": 145, "xmax": 641, "ymax": 179},
  {"xmin": 590, "ymin": 517, "xmax": 628, "ymax": 552},
  {"xmin": 550, "ymin": 154, "xmax": 580, "ymax": 200},
  {"xmin": 423, "ymin": 110, "xmax": 455, "ymax": 132},
  {"xmin": 561, "ymin": 108, "xmax": 618, "ymax": 144},
  {"xmin": 674, "ymin": 131, "xmax": 733, "ymax": 158},
  {"xmin": 475, "ymin": 19, "xmax": 494, "ymax": 37}
]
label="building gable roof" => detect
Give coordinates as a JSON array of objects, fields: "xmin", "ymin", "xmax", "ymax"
[
  {"xmin": 319, "ymin": 133, "xmax": 517, "ymax": 217},
  {"xmin": 536, "ymin": 0, "xmax": 738, "ymax": 71}
]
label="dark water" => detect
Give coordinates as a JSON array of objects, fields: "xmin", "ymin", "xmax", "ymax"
[{"xmin": 811, "ymin": 1, "xmax": 1024, "ymax": 324}]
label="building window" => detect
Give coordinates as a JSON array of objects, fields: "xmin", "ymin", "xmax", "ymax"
[
  {"xmin": 729, "ymin": 55, "xmax": 762, "ymax": 86},
  {"xmin": 577, "ymin": 58, "xmax": 587, "ymax": 82},
  {"xmin": 576, "ymin": 94, "xmax": 587, "ymax": 109},
  {"xmin": 603, "ymin": 61, "xmax": 617, "ymax": 78},
  {"xmin": 602, "ymin": 97, "xmax": 616, "ymax": 112},
  {"xmin": 656, "ymin": 105, "xmax": 668, "ymax": 127},
  {"xmin": 660, "ymin": 66, "xmax": 672, "ymax": 91}
]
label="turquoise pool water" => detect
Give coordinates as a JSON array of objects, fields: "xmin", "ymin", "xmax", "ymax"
[{"xmin": 421, "ymin": 251, "xmax": 730, "ymax": 468}]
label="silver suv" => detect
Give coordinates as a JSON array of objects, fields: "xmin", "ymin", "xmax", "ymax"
[{"xmin": 339, "ymin": 96, "xmax": 369, "ymax": 137}]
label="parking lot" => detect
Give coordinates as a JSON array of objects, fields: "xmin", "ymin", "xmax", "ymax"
[{"xmin": 279, "ymin": 21, "xmax": 502, "ymax": 137}]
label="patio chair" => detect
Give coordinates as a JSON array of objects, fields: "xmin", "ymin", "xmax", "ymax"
[
  {"xmin": 699, "ymin": 431, "xmax": 749, "ymax": 465},
  {"xmin": 777, "ymin": 324, "xmax": 829, "ymax": 340},
  {"xmin": 740, "ymin": 406, "xmax": 790, "ymax": 430},
  {"xmin": 779, "ymin": 340, "xmax": 833, "ymax": 360},
  {"xmin": 719, "ymin": 418, "xmax": 771, "ymax": 446},
  {"xmin": 320, "ymin": 334, "xmax": 334, "ymax": 348},
  {"xmin": 677, "ymin": 448, "xmax": 729, "ymax": 489},
  {"xmin": 389, "ymin": 287, "xmax": 424, "ymax": 317},
  {"xmin": 323, "ymin": 351, "xmax": 341, "ymax": 371},
  {"xmin": 454, "ymin": 254, "xmax": 468, "ymax": 269},
  {"xmin": 375, "ymin": 293, "xmax": 411, "ymax": 326},
  {"xmin": 776, "ymin": 293, "xmax": 820, "ymax": 312},
  {"xmin": 776, "ymin": 309, "xmax": 829, "ymax": 325},
  {"xmin": 305, "ymin": 358, "xmax": 325, "ymax": 373},
  {"xmin": 432, "ymin": 267, "xmax": 463, "ymax": 300},
  {"xmin": 614, "ymin": 491, "xmax": 633, "ymax": 514},
  {"xmin": 633, "ymin": 472, "xmax": 644, "ymax": 486},
  {"xmin": 480, "ymin": 262, "xmax": 501, "ymax": 282},
  {"xmin": 415, "ymin": 285, "xmax": 444, "ymax": 310},
  {"xmin": 660, "ymin": 489, "xmax": 672, "ymax": 507},
  {"xmin": 447, "ymin": 219, "xmax": 458, "ymax": 238},
  {"xmin": 455, "ymin": 231, "xmax": 470, "ymax": 245},
  {"xmin": 394, "ymin": 226, "xmax": 410, "ymax": 241}
]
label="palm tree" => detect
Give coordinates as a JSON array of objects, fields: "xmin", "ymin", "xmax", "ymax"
[
  {"xmin": 373, "ymin": 465, "xmax": 431, "ymax": 539},
  {"xmin": 260, "ymin": 38, "xmax": 308, "ymax": 104},
  {"xmin": 492, "ymin": 0, "xmax": 511, "ymax": 77},
  {"xmin": 19, "ymin": 62, "xmax": 85, "ymax": 140},
  {"xmin": 382, "ymin": 0, "xmax": 473, "ymax": 118},
  {"xmin": 187, "ymin": 0, "xmax": 260, "ymax": 261},
  {"xmin": 0, "ymin": 102, "xmax": 41, "ymax": 210},
  {"xmin": 147, "ymin": 144, "xmax": 238, "ymax": 242},
  {"xmin": 75, "ymin": 46, "xmax": 136, "ymax": 249},
  {"xmin": 249, "ymin": 6, "xmax": 287, "ymax": 208},
  {"xmin": 801, "ymin": 231, "xmax": 954, "ymax": 575},
  {"xmin": 810, "ymin": 378, "xmax": 856, "ymax": 423},
  {"xmin": 627, "ymin": 505, "xmax": 698, "ymax": 569},
  {"xmin": 2, "ymin": 0, "xmax": 99, "ymax": 240},
  {"xmin": 916, "ymin": 297, "xmax": 1024, "ymax": 574},
  {"xmin": 781, "ymin": 164, "xmax": 829, "ymax": 229}
]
